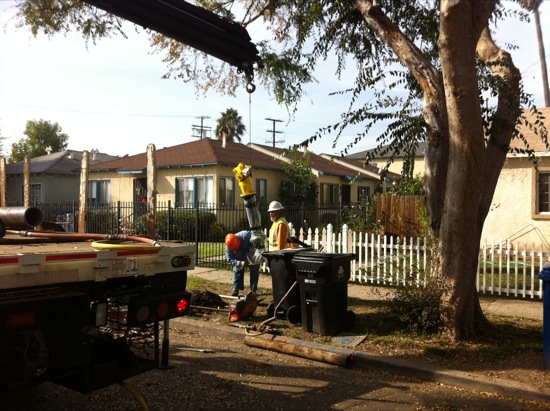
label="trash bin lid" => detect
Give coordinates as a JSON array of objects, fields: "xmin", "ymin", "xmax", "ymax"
[
  {"xmin": 540, "ymin": 262, "xmax": 550, "ymax": 280},
  {"xmin": 262, "ymin": 248, "xmax": 312, "ymax": 261},
  {"xmin": 292, "ymin": 251, "xmax": 356, "ymax": 261}
]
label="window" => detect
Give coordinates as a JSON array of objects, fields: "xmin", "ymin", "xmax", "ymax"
[
  {"xmin": 255, "ymin": 178, "xmax": 267, "ymax": 201},
  {"xmin": 88, "ymin": 180, "xmax": 111, "ymax": 203},
  {"xmin": 176, "ymin": 176, "xmax": 213, "ymax": 207},
  {"xmin": 320, "ymin": 183, "xmax": 339, "ymax": 205},
  {"xmin": 537, "ymin": 172, "xmax": 550, "ymax": 213},
  {"xmin": 219, "ymin": 176, "xmax": 235, "ymax": 205},
  {"xmin": 22, "ymin": 183, "xmax": 42, "ymax": 204}
]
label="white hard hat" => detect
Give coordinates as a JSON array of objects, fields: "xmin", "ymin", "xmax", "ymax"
[{"xmin": 268, "ymin": 201, "xmax": 284, "ymax": 212}]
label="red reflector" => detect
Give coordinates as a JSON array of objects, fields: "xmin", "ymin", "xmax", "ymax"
[
  {"xmin": 177, "ymin": 298, "xmax": 188, "ymax": 313},
  {"xmin": 6, "ymin": 312, "xmax": 36, "ymax": 328}
]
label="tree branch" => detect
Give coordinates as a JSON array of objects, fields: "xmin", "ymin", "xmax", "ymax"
[{"xmin": 355, "ymin": 0, "xmax": 448, "ymax": 233}]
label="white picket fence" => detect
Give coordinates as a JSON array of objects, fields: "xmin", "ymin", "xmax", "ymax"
[{"xmin": 289, "ymin": 224, "xmax": 546, "ymax": 300}]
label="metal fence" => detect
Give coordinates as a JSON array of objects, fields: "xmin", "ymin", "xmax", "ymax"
[
  {"xmin": 34, "ymin": 201, "xmax": 361, "ymax": 268},
  {"xmin": 30, "ymin": 201, "xmax": 544, "ymax": 300}
]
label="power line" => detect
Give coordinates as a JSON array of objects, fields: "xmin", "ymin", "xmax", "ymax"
[
  {"xmin": 265, "ymin": 118, "xmax": 284, "ymax": 147},
  {"xmin": 192, "ymin": 116, "xmax": 211, "ymax": 139},
  {"xmin": 6, "ymin": 103, "xmax": 199, "ymax": 118}
]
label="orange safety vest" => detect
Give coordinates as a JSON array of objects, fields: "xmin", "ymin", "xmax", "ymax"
[{"xmin": 269, "ymin": 217, "xmax": 290, "ymax": 250}]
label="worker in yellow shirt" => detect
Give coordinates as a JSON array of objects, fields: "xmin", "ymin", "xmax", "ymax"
[{"xmin": 268, "ymin": 201, "xmax": 291, "ymax": 250}]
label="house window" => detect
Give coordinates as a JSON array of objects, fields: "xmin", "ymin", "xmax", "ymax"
[
  {"xmin": 320, "ymin": 183, "xmax": 339, "ymax": 205},
  {"xmin": 537, "ymin": 172, "xmax": 550, "ymax": 213},
  {"xmin": 219, "ymin": 176, "xmax": 235, "ymax": 205},
  {"xmin": 255, "ymin": 179, "xmax": 267, "ymax": 201},
  {"xmin": 176, "ymin": 176, "xmax": 213, "ymax": 207},
  {"xmin": 22, "ymin": 183, "xmax": 42, "ymax": 204},
  {"xmin": 88, "ymin": 180, "xmax": 111, "ymax": 203}
]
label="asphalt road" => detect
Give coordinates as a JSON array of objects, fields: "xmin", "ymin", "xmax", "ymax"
[{"xmin": 1, "ymin": 323, "xmax": 549, "ymax": 411}]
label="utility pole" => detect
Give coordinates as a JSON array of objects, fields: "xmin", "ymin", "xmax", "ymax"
[
  {"xmin": 265, "ymin": 118, "xmax": 284, "ymax": 147},
  {"xmin": 192, "ymin": 116, "xmax": 211, "ymax": 139}
]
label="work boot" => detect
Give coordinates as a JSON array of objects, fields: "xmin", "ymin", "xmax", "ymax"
[{"xmin": 231, "ymin": 290, "xmax": 239, "ymax": 297}]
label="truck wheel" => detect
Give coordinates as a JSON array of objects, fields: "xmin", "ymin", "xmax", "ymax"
[{"xmin": 286, "ymin": 305, "xmax": 301, "ymax": 325}]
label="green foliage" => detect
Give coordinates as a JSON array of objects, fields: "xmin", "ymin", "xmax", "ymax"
[
  {"xmin": 135, "ymin": 210, "xmax": 221, "ymax": 241},
  {"xmin": 389, "ymin": 268, "xmax": 450, "ymax": 335},
  {"xmin": 214, "ymin": 108, "xmax": 245, "ymax": 143},
  {"xmin": 279, "ymin": 147, "xmax": 318, "ymax": 203},
  {"xmin": 388, "ymin": 173, "xmax": 425, "ymax": 196},
  {"xmin": 10, "ymin": 119, "xmax": 69, "ymax": 163},
  {"xmin": 85, "ymin": 209, "xmax": 117, "ymax": 234},
  {"xmin": 342, "ymin": 194, "xmax": 380, "ymax": 233}
]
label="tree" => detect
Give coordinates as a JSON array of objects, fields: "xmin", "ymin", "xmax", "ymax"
[
  {"xmin": 521, "ymin": 0, "xmax": 550, "ymax": 106},
  {"xmin": 13, "ymin": 1, "xmax": 549, "ymax": 339},
  {"xmin": 279, "ymin": 147, "xmax": 318, "ymax": 204},
  {"xmin": 214, "ymin": 108, "xmax": 246, "ymax": 143},
  {"xmin": 10, "ymin": 119, "xmax": 69, "ymax": 163}
]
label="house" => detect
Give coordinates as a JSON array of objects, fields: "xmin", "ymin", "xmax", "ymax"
[
  {"xmin": 346, "ymin": 142, "xmax": 427, "ymax": 176},
  {"xmin": 1, "ymin": 149, "xmax": 118, "ymax": 205},
  {"xmin": 346, "ymin": 108, "xmax": 550, "ymax": 247},
  {"xmin": 87, "ymin": 138, "xmax": 397, "ymax": 207},
  {"xmin": 250, "ymin": 143, "xmax": 399, "ymax": 203},
  {"xmin": 482, "ymin": 107, "xmax": 550, "ymax": 247}
]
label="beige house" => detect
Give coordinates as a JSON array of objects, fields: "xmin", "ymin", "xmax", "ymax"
[
  {"xmin": 88, "ymin": 138, "xmax": 397, "ymax": 206},
  {"xmin": 482, "ymin": 107, "xmax": 550, "ymax": 248}
]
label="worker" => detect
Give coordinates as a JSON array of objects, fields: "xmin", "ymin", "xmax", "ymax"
[
  {"xmin": 268, "ymin": 200, "xmax": 291, "ymax": 250},
  {"xmin": 225, "ymin": 231, "xmax": 260, "ymax": 297}
]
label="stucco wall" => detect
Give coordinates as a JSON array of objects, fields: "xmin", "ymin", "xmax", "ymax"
[{"xmin": 482, "ymin": 156, "xmax": 550, "ymax": 249}]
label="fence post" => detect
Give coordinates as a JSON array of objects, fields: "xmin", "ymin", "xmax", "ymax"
[
  {"xmin": 167, "ymin": 200, "xmax": 171, "ymax": 241},
  {"xmin": 195, "ymin": 201, "xmax": 199, "ymax": 267},
  {"xmin": 117, "ymin": 201, "xmax": 121, "ymax": 233}
]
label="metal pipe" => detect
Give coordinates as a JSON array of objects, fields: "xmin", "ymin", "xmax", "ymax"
[{"xmin": 0, "ymin": 207, "xmax": 43, "ymax": 228}]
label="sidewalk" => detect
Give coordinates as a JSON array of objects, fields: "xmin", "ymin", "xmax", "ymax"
[
  {"xmin": 179, "ymin": 265, "xmax": 550, "ymax": 404},
  {"xmin": 188, "ymin": 266, "xmax": 544, "ymax": 321}
]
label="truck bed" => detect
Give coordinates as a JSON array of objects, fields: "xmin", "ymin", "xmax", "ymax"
[{"xmin": 0, "ymin": 235, "xmax": 195, "ymax": 291}]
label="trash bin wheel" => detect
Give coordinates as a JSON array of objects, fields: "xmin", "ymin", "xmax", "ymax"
[
  {"xmin": 267, "ymin": 302, "xmax": 275, "ymax": 318},
  {"xmin": 345, "ymin": 310, "xmax": 356, "ymax": 330},
  {"xmin": 286, "ymin": 305, "xmax": 301, "ymax": 324}
]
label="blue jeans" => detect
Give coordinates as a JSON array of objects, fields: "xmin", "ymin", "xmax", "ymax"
[{"xmin": 233, "ymin": 264, "xmax": 260, "ymax": 292}]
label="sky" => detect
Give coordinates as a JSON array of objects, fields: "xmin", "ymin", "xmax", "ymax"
[{"xmin": 0, "ymin": 1, "xmax": 549, "ymax": 159}]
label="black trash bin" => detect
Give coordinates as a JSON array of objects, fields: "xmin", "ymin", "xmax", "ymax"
[
  {"xmin": 262, "ymin": 249, "xmax": 311, "ymax": 324},
  {"xmin": 292, "ymin": 252, "xmax": 356, "ymax": 336}
]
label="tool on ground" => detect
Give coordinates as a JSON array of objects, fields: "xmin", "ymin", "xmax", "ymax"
[
  {"xmin": 228, "ymin": 292, "xmax": 258, "ymax": 322},
  {"xmin": 175, "ymin": 347, "xmax": 214, "ymax": 353}
]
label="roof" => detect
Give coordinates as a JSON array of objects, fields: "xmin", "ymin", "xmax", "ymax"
[
  {"xmin": 5, "ymin": 150, "xmax": 119, "ymax": 175},
  {"xmin": 88, "ymin": 139, "xmax": 285, "ymax": 173},
  {"xmin": 346, "ymin": 142, "xmax": 426, "ymax": 161},
  {"xmin": 250, "ymin": 143, "xmax": 396, "ymax": 182},
  {"xmin": 346, "ymin": 108, "xmax": 550, "ymax": 160}
]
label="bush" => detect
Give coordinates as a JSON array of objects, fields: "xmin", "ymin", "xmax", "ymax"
[
  {"xmin": 136, "ymin": 210, "xmax": 220, "ymax": 241},
  {"xmin": 389, "ymin": 270, "xmax": 449, "ymax": 335},
  {"xmin": 86, "ymin": 210, "xmax": 117, "ymax": 234}
]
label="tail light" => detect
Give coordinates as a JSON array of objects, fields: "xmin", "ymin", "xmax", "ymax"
[{"xmin": 127, "ymin": 292, "xmax": 191, "ymax": 326}]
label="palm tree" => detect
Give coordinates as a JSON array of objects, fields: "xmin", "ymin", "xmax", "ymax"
[
  {"xmin": 215, "ymin": 108, "xmax": 246, "ymax": 143},
  {"xmin": 521, "ymin": 0, "xmax": 550, "ymax": 107}
]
